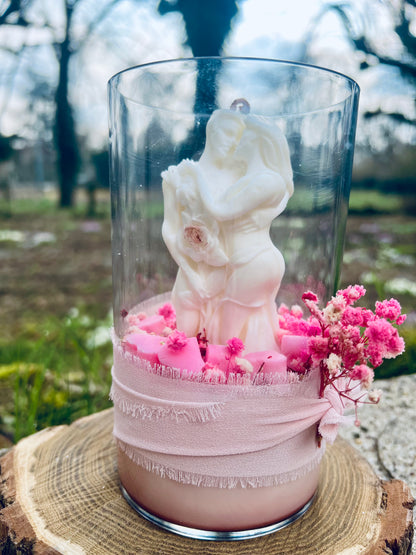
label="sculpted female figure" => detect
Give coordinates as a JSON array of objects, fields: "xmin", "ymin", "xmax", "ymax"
[
  {"xmin": 162, "ymin": 106, "xmax": 294, "ymax": 352},
  {"xmin": 161, "ymin": 110, "xmax": 246, "ymax": 337}
]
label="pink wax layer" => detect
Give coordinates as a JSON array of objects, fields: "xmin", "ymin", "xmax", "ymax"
[{"xmin": 117, "ymin": 448, "xmax": 320, "ymax": 531}]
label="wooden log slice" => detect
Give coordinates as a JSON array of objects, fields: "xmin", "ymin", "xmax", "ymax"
[{"xmin": 0, "ymin": 408, "xmax": 414, "ymax": 554}]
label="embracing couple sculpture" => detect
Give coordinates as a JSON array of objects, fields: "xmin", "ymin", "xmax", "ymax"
[{"xmin": 162, "ymin": 102, "xmax": 294, "ymax": 352}]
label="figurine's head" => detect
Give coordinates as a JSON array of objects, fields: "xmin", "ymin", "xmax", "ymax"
[{"xmin": 204, "ymin": 109, "xmax": 246, "ymax": 163}]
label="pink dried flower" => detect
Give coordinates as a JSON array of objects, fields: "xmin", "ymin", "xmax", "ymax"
[
  {"xmin": 302, "ymin": 291, "xmax": 318, "ymax": 303},
  {"xmin": 337, "ymin": 285, "xmax": 366, "ymax": 304},
  {"xmin": 307, "ymin": 320, "xmax": 322, "ymax": 336},
  {"xmin": 342, "ymin": 306, "xmax": 364, "ymax": 327},
  {"xmin": 308, "ymin": 336, "xmax": 330, "ymax": 363},
  {"xmin": 166, "ymin": 330, "xmax": 188, "ymax": 351},
  {"xmin": 367, "ymin": 389, "xmax": 382, "ymax": 404},
  {"xmin": 375, "ymin": 299, "xmax": 402, "ymax": 323},
  {"xmin": 290, "ymin": 305, "xmax": 304, "ymax": 319},
  {"xmin": 365, "ymin": 319, "xmax": 405, "ymax": 365},
  {"xmin": 278, "ymin": 309, "xmax": 316, "ymax": 336},
  {"xmin": 396, "ymin": 314, "xmax": 407, "ymax": 326},
  {"xmin": 361, "ymin": 368, "xmax": 375, "ymax": 390},
  {"xmin": 326, "ymin": 353, "xmax": 342, "ymax": 376},
  {"xmin": 365, "ymin": 318, "xmax": 393, "ymax": 343},
  {"xmin": 366, "ymin": 344, "xmax": 383, "ymax": 368},
  {"xmin": 127, "ymin": 312, "xmax": 147, "ymax": 327},
  {"xmin": 281, "ymin": 287, "xmax": 404, "ymax": 426},
  {"xmin": 296, "ymin": 287, "xmax": 405, "ymax": 424},
  {"xmin": 386, "ymin": 330, "xmax": 405, "ymax": 359},
  {"xmin": 349, "ymin": 364, "xmax": 374, "ymax": 388},
  {"xmin": 361, "ymin": 308, "xmax": 376, "ymax": 327},
  {"xmin": 323, "ymin": 295, "xmax": 347, "ymax": 324},
  {"xmin": 158, "ymin": 303, "xmax": 176, "ymax": 326},
  {"xmin": 277, "ymin": 303, "xmax": 290, "ymax": 316},
  {"xmin": 287, "ymin": 349, "xmax": 310, "ymax": 374},
  {"xmin": 227, "ymin": 337, "xmax": 245, "ymax": 356}
]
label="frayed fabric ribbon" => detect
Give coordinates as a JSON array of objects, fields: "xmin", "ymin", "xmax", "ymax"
[{"xmin": 111, "ymin": 339, "xmax": 350, "ymax": 488}]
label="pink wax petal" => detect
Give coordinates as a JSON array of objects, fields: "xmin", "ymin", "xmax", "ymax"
[
  {"xmin": 138, "ymin": 314, "xmax": 167, "ymax": 334},
  {"xmin": 280, "ymin": 335, "xmax": 309, "ymax": 357},
  {"xmin": 158, "ymin": 336, "xmax": 205, "ymax": 375},
  {"xmin": 205, "ymin": 344, "xmax": 231, "ymax": 373},
  {"xmin": 122, "ymin": 332, "xmax": 166, "ymax": 364},
  {"xmin": 245, "ymin": 350, "xmax": 287, "ymax": 375}
]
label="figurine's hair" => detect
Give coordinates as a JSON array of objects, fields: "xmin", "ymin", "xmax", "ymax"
[{"xmin": 245, "ymin": 116, "xmax": 294, "ymax": 196}]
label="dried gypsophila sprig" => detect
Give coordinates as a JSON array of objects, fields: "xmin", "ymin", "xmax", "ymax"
[{"xmin": 278, "ymin": 285, "xmax": 406, "ymax": 423}]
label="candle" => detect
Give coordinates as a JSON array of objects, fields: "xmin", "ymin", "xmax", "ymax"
[
  {"xmin": 109, "ymin": 58, "xmax": 368, "ymax": 539},
  {"xmin": 161, "ymin": 102, "xmax": 294, "ymax": 352},
  {"xmin": 109, "ymin": 58, "xmax": 363, "ymax": 539},
  {"xmin": 114, "ymin": 103, "xmax": 322, "ymax": 533}
]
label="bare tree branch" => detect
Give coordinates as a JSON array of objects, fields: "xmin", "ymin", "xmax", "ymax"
[
  {"xmin": 363, "ymin": 109, "xmax": 416, "ymax": 126},
  {"xmin": 394, "ymin": 1, "xmax": 416, "ymax": 61},
  {"xmin": 305, "ymin": 1, "xmax": 416, "ymax": 127},
  {"xmin": 328, "ymin": 4, "xmax": 416, "ymax": 79},
  {"xmin": 72, "ymin": 0, "xmax": 124, "ymax": 52},
  {"xmin": 0, "ymin": 0, "xmax": 29, "ymax": 26}
]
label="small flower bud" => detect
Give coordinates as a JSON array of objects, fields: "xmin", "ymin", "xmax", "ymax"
[{"xmin": 367, "ymin": 389, "xmax": 382, "ymax": 404}]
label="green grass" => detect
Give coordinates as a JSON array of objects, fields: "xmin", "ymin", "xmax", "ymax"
[
  {"xmin": 1, "ymin": 191, "xmax": 415, "ymax": 443},
  {"xmin": 1, "ymin": 300, "xmax": 412, "ymax": 442},
  {"xmin": 0, "ymin": 309, "xmax": 113, "ymax": 442},
  {"xmin": 1, "ymin": 192, "xmax": 111, "ymax": 219},
  {"xmin": 348, "ymin": 189, "xmax": 405, "ymax": 214},
  {"xmin": 282, "ymin": 187, "xmax": 405, "ymax": 216}
]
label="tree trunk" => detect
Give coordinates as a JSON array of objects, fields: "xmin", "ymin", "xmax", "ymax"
[{"xmin": 55, "ymin": 2, "xmax": 79, "ymax": 208}]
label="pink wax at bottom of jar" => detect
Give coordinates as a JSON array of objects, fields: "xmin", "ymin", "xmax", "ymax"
[{"xmin": 117, "ymin": 449, "xmax": 320, "ymax": 532}]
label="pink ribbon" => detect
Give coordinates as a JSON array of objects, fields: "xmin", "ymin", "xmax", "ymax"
[{"xmin": 111, "ymin": 341, "xmax": 349, "ymax": 488}]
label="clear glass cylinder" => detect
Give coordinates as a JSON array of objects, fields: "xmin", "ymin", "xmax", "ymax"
[{"xmin": 108, "ymin": 57, "xmax": 359, "ymax": 538}]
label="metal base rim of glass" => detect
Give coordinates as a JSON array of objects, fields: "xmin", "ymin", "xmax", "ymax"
[{"xmin": 121, "ymin": 485, "xmax": 316, "ymax": 541}]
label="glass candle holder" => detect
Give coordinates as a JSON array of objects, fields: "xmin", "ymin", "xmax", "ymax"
[{"xmin": 108, "ymin": 57, "xmax": 359, "ymax": 540}]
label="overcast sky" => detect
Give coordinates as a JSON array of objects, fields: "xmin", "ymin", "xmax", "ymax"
[{"xmin": 0, "ymin": 0, "xmax": 414, "ymax": 151}]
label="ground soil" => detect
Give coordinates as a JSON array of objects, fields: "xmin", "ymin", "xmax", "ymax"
[
  {"xmin": 1, "ymin": 207, "xmax": 415, "ymax": 340},
  {"xmin": 1, "ymin": 210, "xmax": 112, "ymax": 339}
]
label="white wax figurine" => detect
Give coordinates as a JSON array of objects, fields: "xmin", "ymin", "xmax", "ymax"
[{"xmin": 162, "ymin": 100, "xmax": 294, "ymax": 352}]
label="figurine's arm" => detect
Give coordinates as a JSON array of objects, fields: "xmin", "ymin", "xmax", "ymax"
[
  {"xmin": 201, "ymin": 171, "xmax": 289, "ymax": 221},
  {"xmin": 162, "ymin": 171, "xmax": 210, "ymax": 298}
]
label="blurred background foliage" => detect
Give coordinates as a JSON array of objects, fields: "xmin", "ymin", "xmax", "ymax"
[{"xmin": 0, "ymin": 0, "xmax": 415, "ymax": 442}]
